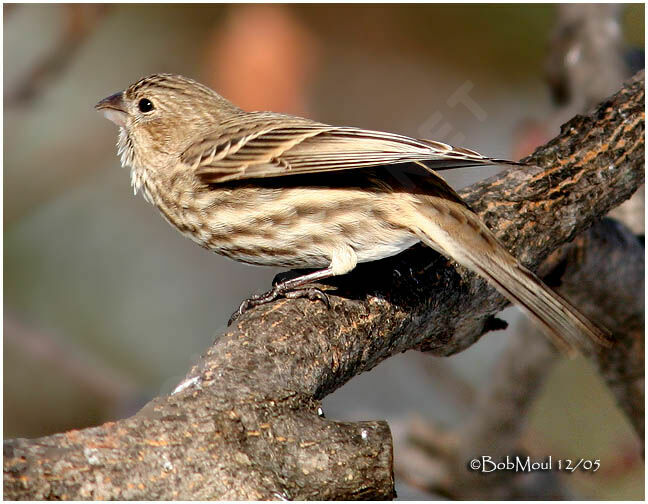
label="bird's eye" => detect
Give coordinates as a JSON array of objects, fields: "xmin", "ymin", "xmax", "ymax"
[{"xmin": 138, "ymin": 98, "xmax": 154, "ymax": 113}]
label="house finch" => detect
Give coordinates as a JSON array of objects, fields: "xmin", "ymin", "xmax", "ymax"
[{"xmin": 96, "ymin": 73, "xmax": 610, "ymax": 354}]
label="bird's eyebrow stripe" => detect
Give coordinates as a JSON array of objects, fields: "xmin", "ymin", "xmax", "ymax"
[{"xmin": 128, "ymin": 78, "xmax": 186, "ymax": 96}]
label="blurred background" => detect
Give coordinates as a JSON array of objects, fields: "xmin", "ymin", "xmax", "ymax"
[{"xmin": 4, "ymin": 4, "xmax": 644, "ymax": 499}]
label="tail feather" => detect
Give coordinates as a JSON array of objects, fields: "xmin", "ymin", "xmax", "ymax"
[
  {"xmin": 412, "ymin": 202, "xmax": 612, "ymax": 355},
  {"xmin": 468, "ymin": 254, "xmax": 611, "ymax": 356}
]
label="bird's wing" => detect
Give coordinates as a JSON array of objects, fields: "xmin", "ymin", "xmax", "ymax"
[{"xmin": 181, "ymin": 112, "xmax": 523, "ymax": 184}]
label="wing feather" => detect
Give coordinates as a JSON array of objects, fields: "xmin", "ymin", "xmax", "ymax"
[{"xmin": 180, "ymin": 112, "xmax": 523, "ymax": 184}]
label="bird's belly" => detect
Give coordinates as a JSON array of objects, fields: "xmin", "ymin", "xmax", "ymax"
[
  {"xmin": 208, "ymin": 227, "xmax": 419, "ymax": 269},
  {"xmin": 154, "ymin": 185, "xmax": 418, "ymax": 269},
  {"xmin": 353, "ymin": 234, "xmax": 420, "ymax": 263},
  {"xmin": 207, "ymin": 212, "xmax": 418, "ymax": 269}
]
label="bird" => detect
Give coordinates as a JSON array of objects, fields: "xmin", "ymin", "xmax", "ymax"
[{"xmin": 95, "ymin": 73, "xmax": 611, "ymax": 354}]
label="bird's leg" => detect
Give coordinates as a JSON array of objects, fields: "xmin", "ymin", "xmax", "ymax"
[
  {"xmin": 228, "ymin": 267, "xmax": 334, "ymax": 325},
  {"xmin": 271, "ymin": 269, "xmax": 310, "ymax": 286}
]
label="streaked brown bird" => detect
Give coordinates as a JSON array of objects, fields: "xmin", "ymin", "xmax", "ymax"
[{"xmin": 96, "ymin": 73, "xmax": 611, "ymax": 354}]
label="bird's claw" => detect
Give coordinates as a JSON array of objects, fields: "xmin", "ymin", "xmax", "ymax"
[
  {"xmin": 228, "ymin": 286, "xmax": 331, "ymax": 325},
  {"xmin": 284, "ymin": 287, "xmax": 330, "ymax": 308}
]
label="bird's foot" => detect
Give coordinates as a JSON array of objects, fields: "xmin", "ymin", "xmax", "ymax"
[{"xmin": 228, "ymin": 285, "xmax": 330, "ymax": 325}]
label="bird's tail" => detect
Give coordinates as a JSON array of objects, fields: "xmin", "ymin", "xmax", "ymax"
[{"xmin": 408, "ymin": 200, "xmax": 612, "ymax": 356}]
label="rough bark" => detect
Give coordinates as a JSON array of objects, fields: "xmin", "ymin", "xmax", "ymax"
[{"xmin": 4, "ymin": 72, "xmax": 644, "ymax": 500}]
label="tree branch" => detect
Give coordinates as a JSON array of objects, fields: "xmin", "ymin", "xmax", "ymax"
[{"xmin": 4, "ymin": 71, "xmax": 643, "ymax": 500}]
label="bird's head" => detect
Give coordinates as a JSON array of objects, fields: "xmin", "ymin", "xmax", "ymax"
[{"xmin": 95, "ymin": 73, "xmax": 241, "ymax": 169}]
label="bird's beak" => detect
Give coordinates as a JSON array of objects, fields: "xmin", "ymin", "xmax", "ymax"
[{"xmin": 95, "ymin": 92, "xmax": 128, "ymax": 127}]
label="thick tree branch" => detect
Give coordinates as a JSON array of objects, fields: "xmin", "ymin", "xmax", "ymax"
[{"xmin": 4, "ymin": 72, "xmax": 643, "ymax": 500}]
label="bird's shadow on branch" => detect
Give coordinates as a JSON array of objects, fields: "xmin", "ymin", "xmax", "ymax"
[{"xmin": 271, "ymin": 243, "xmax": 509, "ymax": 339}]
